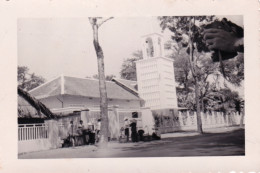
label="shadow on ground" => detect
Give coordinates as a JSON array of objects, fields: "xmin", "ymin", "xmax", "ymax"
[
  {"xmin": 115, "ymin": 129, "xmax": 245, "ymax": 157},
  {"xmin": 19, "ymin": 128, "xmax": 245, "ymax": 158}
]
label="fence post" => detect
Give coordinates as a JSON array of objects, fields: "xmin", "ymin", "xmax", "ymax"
[
  {"xmin": 80, "ymin": 109, "xmax": 90, "ymax": 127},
  {"xmin": 186, "ymin": 111, "xmax": 192, "ymax": 126},
  {"xmin": 221, "ymin": 112, "xmax": 226, "ymax": 126},
  {"xmin": 201, "ymin": 112, "xmax": 204, "ymax": 125},
  {"xmin": 216, "ymin": 112, "xmax": 221, "ymax": 126},
  {"xmin": 46, "ymin": 120, "xmax": 60, "ymax": 149},
  {"xmin": 194, "ymin": 112, "xmax": 197, "ymax": 126},
  {"xmin": 204, "ymin": 112, "xmax": 208, "ymax": 125},
  {"xmin": 179, "ymin": 112, "xmax": 184, "ymax": 126},
  {"xmin": 236, "ymin": 112, "xmax": 240, "ymax": 125},
  {"xmin": 207, "ymin": 112, "xmax": 212, "ymax": 125},
  {"xmin": 111, "ymin": 105, "xmax": 120, "ymax": 140}
]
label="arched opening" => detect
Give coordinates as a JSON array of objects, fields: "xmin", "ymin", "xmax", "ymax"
[
  {"xmin": 145, "ymin": 37, "xmax": 154, "ymax": 58},
  {"xmin": 158, "ymin": 37, "xmax": 162, "ymax": 57}
]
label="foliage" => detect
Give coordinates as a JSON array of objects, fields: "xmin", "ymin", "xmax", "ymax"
[
  {"xmin": 158, "ymin": 16, "xmax": 217, "ymax": 133},
  {"xmin": 18, "ymin": 66, "xmax": 45, "ymax": 91},
  {"xmin": 205, "ymin": 88, "xmax": 241, "ymax": 115},
  {"xmin": 120, "ymin": 50, "xmax": 143, "ymax": 81},
  {"xmin": 222, "ymin": 53, "xmax": 244, "ymax": 86},
  {"xmin": 164, "ymin": 29, "xmax": 219, "ymax": 113},
  {"xmin": 158, "ymin": 16, "xmax": 214, "ymax": 53},
  {"xmin": 92, "ymin": 74, "xmax": 116, "ymax": 81}
]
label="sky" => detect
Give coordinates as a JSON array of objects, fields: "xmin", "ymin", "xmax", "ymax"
[
  {"xmin": 18, "ymin": 17, "xmax": 168, "ymax": 81},
  {"xmin": 18, "ymin": 16, "xmax": 243, "ymax": 82}
]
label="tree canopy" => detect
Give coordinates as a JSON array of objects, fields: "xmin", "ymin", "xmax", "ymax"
[
  {"xmin": 159, "ymin": 16, "xmax": 244, "ymax": 115},
  {"xmin": 18, "ymin": 66, "xmax": 45, "ymax": 91},
  {"xmin": 120, "ymin": 50, "xmax": 143, "ymax": 81}
]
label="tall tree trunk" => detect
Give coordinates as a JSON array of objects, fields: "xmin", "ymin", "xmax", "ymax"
[
  {"xmin": 195, "ymin": 78, "xmax": 203, "ymax": 133},
  {"xmin": 188, "ymin": 29, "xmax": 203, "ymax": 134},
  {"xmin": 92, "ymin": 23, "xmax": 109, "ymax": 148}
]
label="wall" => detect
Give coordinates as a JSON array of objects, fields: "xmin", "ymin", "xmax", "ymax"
[
  {"xmin": 18, "ymin": 123, "xmax": 52, "ymax": 154},
  {"xmin": 155, "ymin": 111, "xmax": 244, "ymax": 134},
  {"xmin": 136, "ymin": 57, "xmax": 178, "ymax": 110},
  {"xmin": 18, "ymin": 139, "xmax": 51, "ymax": 154},
  {"xmin": 39, "ymin": 95, "xmax": 141, "ymax": 110}
]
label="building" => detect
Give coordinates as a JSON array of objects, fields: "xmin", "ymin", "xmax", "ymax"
[
  {"xmin": 29, "ymin": 75, "xmax": 143, "ymax": 114},
  {"xmin": 28, "ymin": 75, "xmax": 154, "ymax": 139},
  {"xmin": 135, "ymin": 33, "xmax": 178, "ymax": 110}
]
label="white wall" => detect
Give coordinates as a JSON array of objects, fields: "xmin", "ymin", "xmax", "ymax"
[{"xmin": 39, "ymin": 95, "xmax": 142, "ymax": 110}]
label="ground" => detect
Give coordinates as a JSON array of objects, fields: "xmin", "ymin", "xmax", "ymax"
[{"xmin": 19, "ymin": 126, "xmax": 244, "ymax": 159}]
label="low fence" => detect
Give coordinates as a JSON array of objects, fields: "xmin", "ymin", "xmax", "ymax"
[
  {"xmin": 18, "ymin": 123, "xmax": 51, "ymax": 154},
  {"xmin": 157, "ymin": 111, "xmax": 244, "ymax": 133},
  {"xmin": 18, "ymin": 124, "xmax": 48, "ymax": 141}
]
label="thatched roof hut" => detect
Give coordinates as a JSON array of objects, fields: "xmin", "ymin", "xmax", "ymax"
[{"xmin": 18, "ymin": 87, "xmax": 56, "ymax": 122}]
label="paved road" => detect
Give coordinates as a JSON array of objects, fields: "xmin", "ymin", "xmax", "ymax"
[{"xmin": 19, "ymin": 128, "xmax": 244, "ymax": 159}]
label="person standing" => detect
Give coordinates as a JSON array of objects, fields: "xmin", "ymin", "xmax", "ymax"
[
  {"xmin": 96, "ymin": 119, "xmax": 101, "ymax": 143},
  {"xmin": 69, "ymin": 120, "xmax": 75, "ymax": 147},
  {"xmin": 77, "ymin": 120, "xmax": 84, "ymax": 134},
  {"xmin": 130, "ymin": 119, "xmax": 138, "ymax": 142},
  {"xmin": 77, "ymin": 120, "xmax": 85, "ymax": 145},
  {"xmin": 124, "ymin": 117, "xmax": 130, "ymax": 142}
]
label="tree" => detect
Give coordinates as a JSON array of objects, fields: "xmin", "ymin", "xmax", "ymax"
[
  {"xmin": 159, "ymin": 16, "xmax": 216, "ymax": 133},
  {"xmin": 18, "ymin": 66, "xmax": 45, "ymax": 91},
  {"xmin": 210, "ymin": 88, "xmax": 240, "ymax": 115},
  {"xmin": 92, "ymin": 74, "xmax": 116, "ymax": 81},
  {"xmin": 222, "ymin": 53, "xmax": 244, "ymax": 86},
  {"xmin": 89, "ymin": 17, "xmax": 113, "ymax": 148},
  {"xmin": 120, "ymin": 50, "xmax": 143, "ymax": 81}
]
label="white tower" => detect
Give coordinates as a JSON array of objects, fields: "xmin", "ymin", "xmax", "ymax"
[{"xmin": 136, "ymin": 33, "xmax": 178, "ymax": 110}]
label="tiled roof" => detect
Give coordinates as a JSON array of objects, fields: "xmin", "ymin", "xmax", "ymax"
[
  {"xmin": 29, "ymin": 76, "xmax": 141, "ymax": 101},
  {"xmin": 29, "ymin": 76, "xmax": 61, "ymax": 99}
]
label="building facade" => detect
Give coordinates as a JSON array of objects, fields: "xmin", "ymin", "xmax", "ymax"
[
  {"xmin": 136, "ymin": 33, "xmax": 178, "ymax": 110},
  {"xmin": 29, "ymin": 75, "xmax": 143, "ymax": 114}
]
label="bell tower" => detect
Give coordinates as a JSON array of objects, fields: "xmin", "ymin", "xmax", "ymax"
[
  {"xmin": 136, "ymin": 33, "xmax": 178, "ymax": 110},
  {"xmin": 141, "ymin": 33, "xmax": 165, "ymax": 59}
]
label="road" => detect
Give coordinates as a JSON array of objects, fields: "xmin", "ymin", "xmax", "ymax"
[{"xmin": 19, "ymin": 128, "xmax": 244, "ymax": 158}]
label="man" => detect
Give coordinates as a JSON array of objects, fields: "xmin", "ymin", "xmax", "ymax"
[
  {"xmin": 130, "ymin": 119, "xmax": 138, "ymax": 142},
  {"xmin": 77, "ymin": 120, "xmax": 84, "ymax": 134},
  {"xmin": 96, "ymin": 119, "xmax": 101, "ymax": 143},
  {"xmin": 124, "ymin": 117, "xmax": 130, "ymax": 142},
  {"xmin": 69, "ymin": 121, "xmax": 75, "ymax": 147}
]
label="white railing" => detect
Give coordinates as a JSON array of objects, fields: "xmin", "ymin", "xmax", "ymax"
[{"xmin": 18, "ymin": 123, "xmax": 48, "ymax": 141}]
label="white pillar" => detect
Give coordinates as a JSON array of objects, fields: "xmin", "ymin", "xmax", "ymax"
[
  {"xmin": 80, "ymin": 109, "xmax": 89, "ymax": 128},
  {"xmin": 179, "ymin": 112, "xmax": 184, "ymax": 126},
  {"xmin": 194, "ymin": 112, "xmax": 197, "ymax": 126},
  {"xmin": 186, "ymin": 111, "xmax": 192, "ymax": 126},
  {"xmin": 45, "ymin": 119, "xmax": 60, "ymax": 149}
]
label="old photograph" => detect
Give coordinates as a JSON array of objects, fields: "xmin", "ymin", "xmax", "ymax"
[{"xmin": 17, "ymin": 15, "xmax": 245, "ymax": 159}]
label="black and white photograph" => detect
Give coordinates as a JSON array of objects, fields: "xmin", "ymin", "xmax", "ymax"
[
  {"xmin": 17, "ymin": 15, "xmax": 245, "ymax": 158},
  {"xmin": 0, "ymin": 0, "xmax": 260, "ymax": 172}
]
